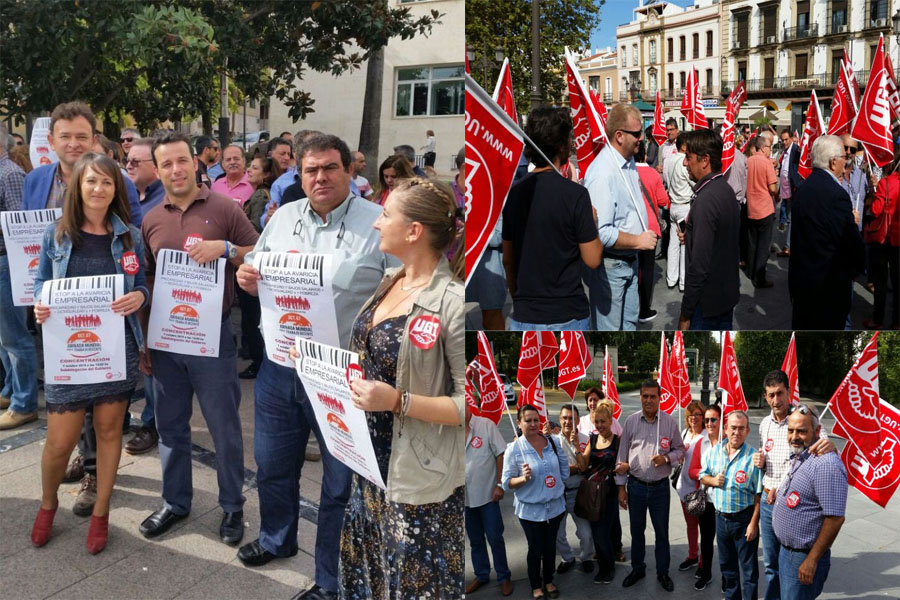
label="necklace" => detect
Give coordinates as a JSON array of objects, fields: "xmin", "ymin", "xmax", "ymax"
[
  {"xmin": 399, "ymin": 273, "xmax": 431, "ymax": 291},
  {"xmin": 377, "ymin": 286, "xmax": 420, "ymax": 320}
]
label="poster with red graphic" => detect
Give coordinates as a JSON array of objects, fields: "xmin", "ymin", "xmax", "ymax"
[
  {"xmin": 294, "ymin": 338, "xmax": 384, "ymax": 489},
  {"xmin": 253, "ymin": 252, "xmax": 338, "ymax": 364},
  {"xmin": 147, "ymin": 249, "xmax": 225, "ymax": 357},
  {"xmin": 40, "ymin": 275, "xmax": 125, "ymax": 384},
  {"xmin": 840, "ymin": 399, "xmax": 900, "ymax": 508},
  {"xmin": 1, "ymin": 208, "xmax": 62, "ymax": 305}
]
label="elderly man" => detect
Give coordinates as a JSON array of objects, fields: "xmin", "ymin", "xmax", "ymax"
[
  {"xmin": 838, "ymin": 134, "xmax": 874, "ymax": 232},
  {"xmin": 120, "ymin": 127, "xmax": 141, "ymax": 159},
  {"xmin": 788, "ymin": 135, "xmax": 865, "ymax": 329},
  {"xmin": 583, "ymin": 104, "xmax": 658, "ymax": 330},
  {"xmin": 554, "ymin": 405, "xmax": 594, "ymax": 575},
  {"xmin": 773, "ymin": 405, "xmax": 847, "ymax": 600},
  {"xmin": 211, "ymin": 145, "xmax": 254, "ymax": 205},
  {"xmin": 700, "ymin": 410, "xmax": 763, "ymax": 600},
  {"xmin": 616, "ymin": 380, "xmax": 685, "ymax": 591}
]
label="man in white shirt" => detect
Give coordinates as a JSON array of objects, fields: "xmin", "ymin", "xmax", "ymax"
[
  {"xmin": 664, "ymin": 134, "xmax": 694, "ymax": 292},
  {"xmin": 658, "ymin": 119, "xmax": 680, "ymax": 182},
  {"xmin": 350, "ymin": 151, "xmax": 373, "ymax": 199}
]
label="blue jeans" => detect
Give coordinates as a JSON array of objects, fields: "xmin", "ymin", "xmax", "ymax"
[
  {"xmin": 0, "ymin": 254, "xmax": 38, "ymax": 413},
  {"xmin": 254, "ymin": 355, "xmax": 352, "ymax": 594},
  {"xmin": 760, "ymin": 500, "xmax": 781, "ymax": 600},
  {"xmin": 779, "ymin": 547, "xmax": 829, "ymax": 600},
  {"xmin": 690, "ymin": 304, "xmax": 734, "ymax": 330},
  {"xmin": 626, "ymin": 477, "xmax": 670, "ymax": 576},
  {"xmin": 586, "ymin": 256, "xmax": 639, "ymax": 330},
  {"xmin": 465, "ymin": 501, "xmax": 511, "ymax": 584},
  {"xmin": 716, "ymin": 507, "xmax": 760, "ymax": 600},
  {"xmin": 508, "ymin": 316, "xmax": 590, "ymax": 331},
  {"xmin": 140, "ymin": 374, "xmax": 156, "ymax": 427},
  {"xmin": 152, "ymin": 318, "xmax": 245, "ymax": 515}
]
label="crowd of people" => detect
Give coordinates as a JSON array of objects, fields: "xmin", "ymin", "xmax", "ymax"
[
  {"xmin": 467, "ymin": 103, "xmax": 900, "ymax": 331},
  {"xmin": 466, "ymin": 371, "xmax": 849, "ymax": 600},
  {"xmin": 0, "ymin": 99, "xmax": 467, "ymax": 600}
]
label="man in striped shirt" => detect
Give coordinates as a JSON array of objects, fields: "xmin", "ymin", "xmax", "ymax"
[{"xmin": 700, "ymin": 410, "xmax": 763, "ymax": 600}]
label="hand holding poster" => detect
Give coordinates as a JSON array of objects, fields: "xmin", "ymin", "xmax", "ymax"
[
  {"xmin": 1, "ymin": 208, "xmax": 62, "ymax": 305},
  {"xmin": 294, "ymin": 338, "xmax": 385, "ymax": 489},
  {"xmin": 40, "ymin": 275, "xmax": 125, "ymax": 384},
  {"xmin": 253, "ymin": 252, "xmax": 339, "ymax": 364},
  {"xmin": 147, "ymin": 249, "xmax": 225, "ymax": 357}
]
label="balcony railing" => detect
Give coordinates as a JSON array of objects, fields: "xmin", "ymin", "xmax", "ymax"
[
  {"xmin": 783, "ymin": 23, "xmax": 818, "ymax": 41},
  {"xmin": 758, "ymin": 31, "xmax": 779, "ymax": 45},
  {"xmin": 603, "ymin": 93, "xmax": 613, "ymax": 103}
]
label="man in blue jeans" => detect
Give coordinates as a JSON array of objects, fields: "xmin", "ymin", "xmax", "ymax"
[
  {"xmin": 700, "ymin": 410, "xmax": 763, "ymax": 600},
  {"xmin": 465, "ymin": 404, "xmax": 513, "ymax": 596}
]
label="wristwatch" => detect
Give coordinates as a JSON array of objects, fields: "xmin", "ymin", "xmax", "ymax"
[{"xmin": 223, "ymin": 241, "xmax": 238, "ymax": 259}]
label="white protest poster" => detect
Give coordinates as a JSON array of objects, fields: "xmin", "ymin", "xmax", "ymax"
[
  {"xmin": 294, "ymin": 338, "xmax": 385, "ymax": 489},
  {"xmin": 1, "ymin": 208, "xmax": 62, "ymax": 305},
  {"xmin": 29, "ymin": 117, "xmax": 58, "ymax": 168},
  {"xmin": 253, "ymin": 252, "xmax": 340, "ymax": 364},
  {"xmin": 40, "ymin": 275, "xmax": 126, "ymax": 385},
  {"xmin": 147, "ymin": 249, "xmax": 225, "ymax": 357}
]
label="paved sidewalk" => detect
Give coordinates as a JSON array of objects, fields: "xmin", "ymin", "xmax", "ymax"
[{"xmin": 465, "ymin": 386, "xmax": 900, "ymax": 599}]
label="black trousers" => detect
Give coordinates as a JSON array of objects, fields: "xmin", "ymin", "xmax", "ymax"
[
  {"xmin": 236, "ymin": 284, "xmax": 263, "ymax": 368},
  {"xmin": 747, "ymin": 214, "xmax": 774, "ymax": 285},
  {"xmin": 519, "ymin": 511, "xmax": 565, "ymax": 590},
  {"xmin": 638, "ymin": 248, "xmax": 656, "ymax": 317},
  {"xmin": 698, "ymin": 501, "xmax": 717, "ymax": 578},
  {"xmin": 739, "ymin": 203, "xmax": 749, "ymax": 264},
  {"xmin": 869, "ymin": 243, "xmax": 899, "ymax": 326}
]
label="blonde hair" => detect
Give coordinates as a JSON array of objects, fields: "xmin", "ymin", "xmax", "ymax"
[
  {"xmin": 684, "ymin": 400, "xmax": 707, "ymax": 429},
  {"xmin": 592, "ymin": 401, "xmax": 614, "ymax": 423},
  {"xmin": 605, "ymin": 103, "xmax": 642, "ymax": 140},
  {"xmin": 393, "ymin": 177, "xmax": 464, "ymax": 278}
]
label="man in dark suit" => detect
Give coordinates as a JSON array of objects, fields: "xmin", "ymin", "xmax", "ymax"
[
  {"xmin": 788, "ymin": 135, "xmax": 865, "ymax": 329},
  {"xmin": 776, "ymin": 129, "xmax": 802, "ymax": 256}
]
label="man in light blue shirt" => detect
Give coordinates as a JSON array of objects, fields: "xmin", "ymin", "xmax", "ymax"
[{"xmin": 582, "ymin": 104, "xmax": 658, "ymax": 330}]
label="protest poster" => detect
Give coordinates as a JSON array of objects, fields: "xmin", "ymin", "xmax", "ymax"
[
  {"xmin": 29, "ymin": 117, "xmax": 58, "ymax": 168},
  {"xmin": 252, "ymin": 252, "xmax": 339, "ymax": 364},
  {"xmin": 0, "ymin": 208, "xmax": 62, "ymax": 305},
  {"xmin": 147, "ymin": 249, "xmax": 225, "ymax": 357},
  {"xmin": 40, "ymin": 274, "xmax": 125, "ymax": 384},
  {"xmin": 294, "ymin": 338, "xmax": 385, "ymax": 489}
]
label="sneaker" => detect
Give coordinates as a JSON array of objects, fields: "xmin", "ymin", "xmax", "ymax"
[
  {"xmin": 0, "ymin": 408, "xmax": 38, "ymax": 430},
  {"xmin": 678, "ymin": 557, "xmax": 698, "ymax": 571},
  {"xmin": 63, "ymin": 453, "xmax": 85, "ymax": 483},
  {"xmin": 694, "ymin": 574, "xmax": 712, "ymax": 591},
  {"xmin": 638, "ymin": 310, "xmax": 657, "ymax": 323},
  {"xmin": 694, "ymin": 566, "xmax": 702, "ymax": 579},
  {"xmin": 557, "ymin": 559, "xmax": 576, "ymax": 574},
  {"xmin": 73, "ymin": 473, "xmax": 97, "ymax": 517}
]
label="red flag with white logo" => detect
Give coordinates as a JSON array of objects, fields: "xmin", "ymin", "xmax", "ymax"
[
  {"xmin": 476, "ymin": 332, "xmax": 505, "ymax": 425},
  {"xmin": 652, "ymin": 90, "xmax": 667, "ymax": 147},
  {"xmin": 492, "ymin": 57, "xmax": 518, "ymax": 122},
  {"xmin": 828, "ymin": 50, "xmax": 860, "ymax": 136},
  {"xmin": 721, "ymin": 80, "xmax": 747, "ymax": 174},
  {"xmin": 828, "ymin": 332, "xmax": 883, "ymax": 468},
  {"xmin": 798, "ymin": 90, "xmax": 826, "ymax": 179},
  {"xmin": 841, "ymin": 399, "xmax": 900, "ymax": 508},
  {"xmin": 466, "ymin": 359, "xmax": 480, "ymax": 416},
  {"xmin": 565, "ymin": 48, "xmax": 607, "ymax": 176},
  {"xmin": 851, "ymin": 35, "xmax": 895, "ymax": 167},
  {"xmin": 780, "ymin": 332, "xmax": 800, "ymax": 406},
  {"xmin": 882, "ymin": 52, "xmax": 900, "ymax": 122},
  {"xmin": 670, "ymin": 331, "xmax": 692, "ymax": 409},
  {"xmin": 558, "ymin": 331, "xmax": 592, "ymax": 400},
  {"xmin": 603, "ymin": 345, "xmax": 621, "ymax": 420},
  {"xmin": 519, "ymin": 377, "xmax": 548, "ymax": 424},
  {"xmin": 718, "ymin": 332, "xmax": 747, "ymax": 421},
  {"xmin": 516, "ymin": 331, "xmax": 558, "ymax": 391},
  {"xmin": 589, "ymin": 88, "xmax": 609, "ymax": 131},
  {"xmin": 464, "ymin": 74, "xmax": 526, "ymax": 285},
  {"xmin": 658, "ymin": 333, "xmax": 678, "ymax": 415},
  {"xmin": 680, "ymin": 69, "xmax": 708, "ymax": 130}
]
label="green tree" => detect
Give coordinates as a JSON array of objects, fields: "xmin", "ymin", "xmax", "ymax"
[
  {"xmin": 465, "ymin": 0, "xmax": 603, "ymax": 111},
  {"xmin": 733, "ymin": 331, "xmax": 793, "ymax": 408},
  {"xmin": 633, "ymin": 342, "xmax": 659, "ymax": 376},
  {"xmin": 878, "ymin": 332, "xmax": 900, "ymax": 408}
]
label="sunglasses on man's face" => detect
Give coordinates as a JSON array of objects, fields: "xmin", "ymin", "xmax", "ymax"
[
  {"xmin": 844, "ymin": 145, "xmax": 858, "ymax": 154},
  {"xmin": 618, "ymin": 128, "xmax": 643, "ymax": 139},
  {"xmin": 704, "ymin": 417, "xmax": 718, "ymax": 423},
  {"xmin": 121, "ymin": 137, "xmax": 134, "ymax": 143}
]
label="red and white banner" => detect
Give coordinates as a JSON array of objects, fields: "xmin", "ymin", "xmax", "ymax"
[
  {"xmin": 680, "ymin": 69, "xmax": 708, "ymax": 130},
  {"xmin": 589, "ymin": 88, "xmax": 609, "ymax": 131},
  {"xmin": 827, "ymin": 50, "xmax": 860, "ymax": 136},
  {"xmin": 603, "ymin": 345, "xmax": 621, "ymax": 420},
  {"xmin": 519, "ymin": 378, "xmax": 548, "ymax": 424},
  {"xmin": 516, "ymin": 331, "xmax": 558, "ymax": 391},
  {"xmin": 658, "ymin": 333, "xmax": 678, "ymax": 415},
  {"xmin": 670, "ymin": 330, "xmax": 692, "ymax": 409},
  {"xmin": 740, "ymin": 128, "xmax": 759, "ymax": 154},
  {"xmin": 564, "ymin": 48, "xmax": 607, "ymax": 176},
  {"xmin": 466, "ymin": 359, "xmax": 480, "ymax": 416},
  {"xmin": 464, "ymin": 74, "xmax": 526, "ymax": 285},
  {"xmin": 829, "ymin": 332, "xmax": 883, "ymax": 468},
  {"xmin": 558, "ymin": 331, "xmax": 592, "ymax": 400},
  {"xmin": 841, "ymin": 399, "xmax": 900, "ymax": 508},
  {"xmin": 476, "ymin": 332, "xmax": 505, "ymax": 425},
  {"xmin": 780, "ymin": 332, "xmax": 800, "ymax": 406},
  {"xmin": 882, "ymin": 51, "xmax": 900, "ymax": 122},
  {"xmin": 491, "ymin": 57, "xmax": 518, "ymax": 122},
  {"xmin": 721, "ymin": 81, "xmax": 747, "ymax": 173},
  {"xmin": 718, "ymin": 332, "xmax": 747, "ymax": 421},
  {"xmin": 851, "ymin": 35, "xmax": 895, "ymax": 167},
  {"xmin": 797, "ymin": 90, "xmax": 826, "ymax": 179},
  {"xmin": 652, "ymin": 90, "xmax": 667, "ymax": 147}
]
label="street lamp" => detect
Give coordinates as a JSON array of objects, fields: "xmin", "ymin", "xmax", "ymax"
[
  {"xmin": 893, "ymin": 8, "xmax": 900, "ymax": 44},
  {"xmin": 466, "ymin": 44, "xmax": 505, "ymax": 89}
]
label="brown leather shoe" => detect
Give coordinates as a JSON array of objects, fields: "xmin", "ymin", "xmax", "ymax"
[
  {"xmin": 465, "ymin": 579, "xmax": 486, "ymax": 594},
  {"xmin": 501, "ymin": 580, "xmax": 514, "ymax": 596},
  {"xmin": 63, "ymin": 453, "xmax": 85, "ymax": 483},
  {"xmin": 125, "ymin": 425, "xmax": 159, "ymax": 455},
  {"xmin": 72, "ymin": 473, "xmax": 97, "ymax": 517}
]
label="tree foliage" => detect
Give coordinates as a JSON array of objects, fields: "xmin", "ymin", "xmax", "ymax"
[{"xmin": 465, "ymin": 0, "xmax": 603, "ymax": 112}]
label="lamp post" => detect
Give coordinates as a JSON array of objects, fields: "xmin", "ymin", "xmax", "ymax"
[
  {"xmin": 466, "ymin": 44, "xmax": 505, "ymax": 91},
  {"xmin": 531, "ymin": 0, "xmax": 542, "ymax": 109}
]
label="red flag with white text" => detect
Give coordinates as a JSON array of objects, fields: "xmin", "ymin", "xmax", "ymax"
[
  {"xmin": 558, "ymin": 331, "xmax": 592, "ymax": 400},
  {"xmin": 780, "ymin": 333, "xmax": 800, "ymax": 406},
  {"xmin": 718, "ymin": 332, "xmax": 747, "ymax": 420},
  {"xmin": 658, "ymin": 333, "xmax": 678, "ymax": 415},
  {"xmin": 851, "ymin": 35, "xmax": 895, "ymax": 166},
  {"xmin": 841, "ymin": 399, "xmax": 900, "ymax": 508},
  {"xmin": 680, "ymin": 69, "xmax": 708, "ymax": 130},
  {"xmin": 519, "ymin": 377, "xmax": 548, "ymax": 424},
  {"xmin": 798, "ymin": 90, "xmax": 826, "ymax": 179},
  {"xmin": 589, "ymin": 88, "xmax": 609, "ymax": 131},
  {"xmin": 829, "ymin": 332, "xmax": 883, "ymax": 468},
  {"xmin": 565, "ymin": 48, "xmax": 607, "ymax": 176},
  {"xmin": 827, "ymin": 50, "xmax": 860, "ymax": 136},
  {"xmin": 670, "ymin": 331, "xmax": 692, "ymax": 409},
  {"xmin": 476, "ymin": 332, "xmax": 505, "ymax": 425},
  {"xmin": 516, "ymin": 331, "xmax": 558, "ymax": 391},
  {"xmin": 492, "ymin": 57, "xmax": 518, "ymax": 122},
  {"xmin": 722, "ymin": 81, "xmax": 747, "ymax": 174},
  {"xmin": 603, "ymin": 345, "xmax": 621, "ymax": 420},
  {"xmin": 652, "ymin": 90, "xmax": 667, "ymax": 147},
  {"xmin": 882, "ymin": 52, "xmax": 900, "ymax": 122}
]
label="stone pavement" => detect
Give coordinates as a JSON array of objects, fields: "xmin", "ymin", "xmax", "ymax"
[
  {"xmin": 465, "ymin": 385, "xmax": 900, "ymax": 600},
  {"xmin": 1, "ymin": 358, "xmax": 322, "ymax": 599}
]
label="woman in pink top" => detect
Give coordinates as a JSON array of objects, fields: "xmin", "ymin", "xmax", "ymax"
[{"xmin": 635, "ymin": 142, "xmax": 670, "ymax": 323}]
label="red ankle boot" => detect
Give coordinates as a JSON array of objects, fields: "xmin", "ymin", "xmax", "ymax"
[
  {"xmin": 86, "ymin": 514, "xmax": 109, "ymax": 554},
  {"xmin": 31, "ymin": 506, "xmax": 57, "ymax": 547}
]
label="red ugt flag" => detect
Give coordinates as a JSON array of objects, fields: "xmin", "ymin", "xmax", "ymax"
[
  {"xmin": 797, "ymin": 90, "xmax": 826, "ymax": 179},
  {"xmin": 658, "ymin": 333, "xmax": 678, "ymax": 415},
  {"xmin": 680, "ymin": 69, "xmax": 708, "ymax": 130},
  {"xmin": 841, "ymin": 399, "xmax": 900, "ymax": 508},
  {"xmin": 464, "ymin": 74, "xmax": 526, "ymax": 285},
  {"xmin": 603, "ymin": 345, "xmax": 621, "ymax": 420},
  {"xmin": 670, "ymin": 330, "xmax": 692, "ymax": 409},
  {"xmin": 652, "ymin": 90, "xmax": 667, "ymax": 147},
  {"xmin": 827, "ymin": 50, "xmax": 859, "ymax": 136},
  {"xmin": 718, "ymin": 332, "xmax": 747, "ymax": 421},
  {"xmin": 476, "ymin": 332, "xmax": 505, "ymax": 425},
  {"xmin": 565, "ymin": 48, "xmax": 607, "ymax": 177},
  {"xmin": 516, "ymin": 331, "xmax": 558, "ymax": 391},
  {"xmin": 780, "ymin": 332, "xmax": 800, "ymax": 406},
  {"xmin": 491, "ymin": 57, "xmax": 517, "ymax": 122},
  {"xmin": 721, "ymin": 81, "xmax": 747, "ymax": 174},
  {"xmin": 558, "ymin": 331, "xmax": 591, "ymax": 400},
  {"xmin": 466, "ymin": 359, "xmax": 480, "ymax": 416},
  {"xmin": 520, "ymin": 377, "xmax": 548, "ymax": 424},
  {"xmin": 851, "ymin": 35, "xmax": 895, "ymax": 167},
  {"xmin": 882, "ymin": 51, "xmax": 900, "ymax": 122},
  {"xmin": 589, "ymin": 88, "xmax": 609, "ymax": 131},
  {"xmin": 829, "ymin": 332, "xmax": 883, "ymax": 468}
]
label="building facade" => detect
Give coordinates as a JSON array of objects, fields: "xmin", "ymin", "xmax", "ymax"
[{"xmin": 577, "ymin": 48, "xmax": 620, "ymax": 104}]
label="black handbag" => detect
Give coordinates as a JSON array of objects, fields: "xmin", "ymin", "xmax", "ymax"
[{"xmin": 684, "ymin": 487, "xmax": 708, "ymax": 517}]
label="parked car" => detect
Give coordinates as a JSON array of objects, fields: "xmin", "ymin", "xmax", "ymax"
[{"xmin": 498, "ymin": 373, "xmax": 516, "ymax": 405}]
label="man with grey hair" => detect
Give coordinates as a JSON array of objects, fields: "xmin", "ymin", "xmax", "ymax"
[
  {"xmin": 120, "ymin": 127, "xmax": 141, "ymax": 159},
  {"xmin": 393, "ymin": 143, "xmax": 427, "ymax": 176},
  {"xmin": 788, "ymin": 135, "xmax": 865, "ymax": 329}
]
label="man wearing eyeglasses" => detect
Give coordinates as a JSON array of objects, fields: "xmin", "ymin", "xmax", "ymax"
[
  {"xmin": 583, "ymin": 104, "xmax": 658, "ymax": 331},
  {"xmin": 753, "ymin": 371, "xmax": 834, "ymax": 600},
  {"xmin": 120, "ymin": 127, "xmax": 141, "ymax": 159},
  {"xmin": 838, "ymin": 134, "xmax": 875, "ymax": 233},
  {"xmin": 658, "ymin": 118, "xmax": 680, "ymax": 180},
  {"xmin": 235, "ymin": 134, "xmax": 392, "ymax": 600},
  {"xmin": 772, "ymin": 404, "xmax": 847, "ymax": 600},
  {"xmin": 126, "ymin": 139, "xmax": 165, "ymax": 214}
]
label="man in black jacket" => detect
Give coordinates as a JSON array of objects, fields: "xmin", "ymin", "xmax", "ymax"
[
  {"xmin": 788, "ymin": 135, "xmax": 865, "ymax": 329},
  {"xmin": 677, "ymin": 130, "xmax": 740, "ymax": 330},
  {"xmin": 776, "ymin": 129, "xmax": 803, "ymax": 257}
]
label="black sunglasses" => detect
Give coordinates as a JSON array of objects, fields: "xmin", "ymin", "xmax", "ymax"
[
  {"xmin": 704, "ymin": 417, "xmax": 718, "ymax": 423},
  {"xmin": 844, "ymin": 145, "xmax": 858, "ymax": 154},
  {"xmin": 121, "ymin": 137, "xmax": 134, "ymax": 143},
  {"xmin": 618, "ymin": 128, "xmax": 643, "ymax": 139}
]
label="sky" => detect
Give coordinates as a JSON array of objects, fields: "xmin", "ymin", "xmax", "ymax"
[{"xmin": 588, "ymin": 0, "xmax": 698, "ymax": 54}]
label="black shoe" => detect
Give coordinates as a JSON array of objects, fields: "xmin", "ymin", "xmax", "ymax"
[
  {"xmin": 657, "ymin": 574, "xmax": 674, "ymax": 592},
  {"xmin": 581, "ymin": 559, "xmax": 594, "ymax": 573},
  {"xmin": 694, "ymin": 574, "xmax": 712, "ymax": 591},
  {"xmin": 722, "ymin": 576, "xmax": 726, "ymax": 593},
  {"xmin": 238, "ymin": 346, "xmax": 251, "ymax": 360},
  {"xmin": 139, "ymin": 507, "xmax": 189, "ymax": 538},
  {"xmin": 238, "ymin": 539, "xmax": 297, "ymax": 567},
  {"xmin": 638, "ymin": 310, "xmax": 658, "ymax": 323},
  {"xmin": 292, "ymin": 584, "xmax": 337, "ymax": 600},
  {"xmin": 622, "ymin": 570, "xmax": 645, "ymax": 587},
  {"xmin": 593, "ymin": 569, "xmax": 614, "ymax": 584},
  {"xmin": 694, "ymin": 566, "xmax": 702, "ymax": 579},
  {"xmin": 238, "ymin": 364, "xmax": 260, "ymax": 379},
  {"xmin": 220, "ymin": 510, "xmax": 244, "ymax": 545},
  {"xmin": 754, "ymin": 280, "xmax": 775, "ymax": 289},
  {"xmin": 678, "ymin": 557, "xmax": 698, "ymax": 571},
  {"xmin": 557, "ymin": 559, "xmax": 576, "ymax": 574}
]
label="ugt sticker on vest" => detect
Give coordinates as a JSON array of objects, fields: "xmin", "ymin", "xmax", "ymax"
[
  {"xmin": 41, "ymin": 275, "xmax": 126, "ymax": 384},
  {"xmin": 295, "ymin": 338, "xmax": 385, "ymax": 490},
  {"xmin": 1, "ymin": 209, "xmax": 62, "ymax": 305},
  {"xmin": 147, "ymin": 249, "xmax": 225, "ymax": 357}
]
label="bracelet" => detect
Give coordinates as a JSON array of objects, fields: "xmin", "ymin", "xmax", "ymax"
[{"xmin": 392, "ymin": 390, "xmax": 402, "ymax": 416}]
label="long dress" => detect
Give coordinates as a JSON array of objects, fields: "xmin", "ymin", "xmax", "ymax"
[{"xmin": 338, "ymin": 302, "xmax": 465, "ymax": 599}]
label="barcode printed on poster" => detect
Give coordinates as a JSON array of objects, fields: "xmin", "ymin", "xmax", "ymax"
[{"xmin": 299, "ymin": 338, "xmax": 352, "ymax": 369}]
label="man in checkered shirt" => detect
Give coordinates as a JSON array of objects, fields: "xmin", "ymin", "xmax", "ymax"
[
  {"xmin": 753, "ymin": 371, "xmax": 835, "ymax": 600},
  {"xmin": 772, "ymin": 405, "xmax": 847, "ymax": 600}
]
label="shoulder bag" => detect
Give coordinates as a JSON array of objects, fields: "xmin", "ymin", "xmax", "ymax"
[{"xmin": 574, "ymin": 433, "xmax": 609, "ymax": 521}]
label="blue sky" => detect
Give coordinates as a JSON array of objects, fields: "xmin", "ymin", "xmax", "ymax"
[{"xmin": 589, "ymin": 0, "xmax": 698, "ymax": 53}]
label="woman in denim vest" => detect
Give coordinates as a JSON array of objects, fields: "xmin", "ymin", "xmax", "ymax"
[{"xmin": 31, "ymin": 153, "xmax": 148, "ymax": 555}]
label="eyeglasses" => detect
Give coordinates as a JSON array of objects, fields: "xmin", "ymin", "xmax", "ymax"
[
  {"xmin": 844, "ymin": 145, "xmax": 858, "ymax": 154},
  {"xmin": 618, "ymin": 128, "xmax": 643, "ymax": 139},
  {"xmin": 293, "ymin": 195, "xmax": 353, "ymax": 248},
  {"xmin": 704, "ymin": 417, "xmax": 718, "ymax": 423},
  {"xmin": 788, "ymin": 404, "xmax": 818, "ymax": 417},
  {"xmin": 126, "ymin": 158, "xmax": 152, "ymax": 167},
  {"xmin": 689, "ymin": 413, "xmax": 703, "ymax": 418},
  {"xmin": 121, "ymin": 137, "xmax": 134, "ymax": 143}
]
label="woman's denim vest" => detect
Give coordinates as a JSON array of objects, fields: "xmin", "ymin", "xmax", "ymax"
[{"xmin": 34, "ymin": 213, "xmax": 148, "ymax": 348}]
